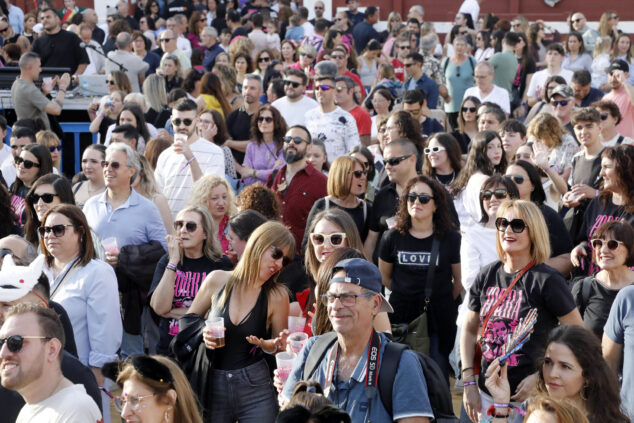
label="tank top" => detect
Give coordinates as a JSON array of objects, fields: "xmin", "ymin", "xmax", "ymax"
[{"xmin": 209, "ymin": 285, "xmax": 269, "ymax": 370}]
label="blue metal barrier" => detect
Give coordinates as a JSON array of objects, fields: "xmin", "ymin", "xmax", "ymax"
[{"xmin": 59, "ymin": 122, "xmax": 98, "ymax": 174}]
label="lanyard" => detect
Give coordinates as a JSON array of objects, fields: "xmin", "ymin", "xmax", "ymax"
[{"xmin": 50, "ymin": 257, "xmax": 80, "ymax": 300}]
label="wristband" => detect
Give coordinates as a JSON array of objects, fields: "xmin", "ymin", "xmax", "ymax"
[
  {"xmin": 263, "ymin": 343, "xmax": 279, "ymax": 355},
  {"xmin": 463, "ymin": 380, "xmax": 477, "ymax": 387},
  {"xmin": 179, "ymin": 156, "xmax": 196, "ymax": 172},
  {"xmin": 595, "ymin": 189, "xmax": 599, "ymax": 197},
  {"xmin": 166, "ymin": 263, "xmax": 178, "ymax": 272}
]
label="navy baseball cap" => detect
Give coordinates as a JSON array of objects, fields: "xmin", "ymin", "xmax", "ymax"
[
  {"xmin": 608, "ymin": 59, "xmax": 629, "ymax": 74},
  {"xmin": 329, "ymin": 258, "xmax": 394, "ymax": 313}
]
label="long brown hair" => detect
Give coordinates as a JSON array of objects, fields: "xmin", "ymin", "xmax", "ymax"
[
  {"xmin": 599, "ymin": 145, "xmax": 634, "ymax": 213},
  {"xmin": 40, "ymin": 204, "xmax": 95, "ymax": 268},
  {"xmin": 200, "ymin": 72, "xmax": 232, "ymax": 117}
]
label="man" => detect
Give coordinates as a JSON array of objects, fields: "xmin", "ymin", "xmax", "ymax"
[
  {"xmin": 248, "ymin": 13, "xmax": 268, "ymax": 56},
  {"xmin": 155, "ymin": 98, "xmax": 225, "ymax": 217},
  {"xmin": 30, "ymin": 8, "xmax": 89, "ymax": 74},
  {"xmin": 78, "ymin": 23, "xmax": 105, "ymax": 75},
  {"xmin": 271, "ymin": 68, "xmax": 317, "ymax": 127},
  {"xmin": 83, "ymin": 143, "xmax": 167, "ymax": 357},
  {"xmin": 0, "ymin": 304, "xmax": 102, "ymax": 422},
  {"xmin": 226, "ymin": 9, "xmax": 248, "ymax": 38},
  {"xmin": 166, "ymin": 16, "xmax": 192, "ymax": 58},
  {"xmin": 0, "ymin": 128, "xmax": 35, "ymax": 188},
  {"xmin": 391, "ymin": 36, "xmax": 411, "ymax": 82},
  {"xmin": 281, "ymin": 258, "xmax": 432, "ymax": 422},
  {"xmin": 402, "ymin": 89, "xmax": 443, "ymax": 140},
  {"xmin": 330, "ymin": 46, "xmax": 366, "ymax": 96},
  {"xmin": 406, "ymin": 19, "xmax": 421, "ymax": 48},
  {"xmin": 345, "ymin": 0, "xmax": 363, "ymax": 26},
  {"xmin": 570, "ymin": 12, "xmax": 600, "ymax": 53},
  {"xmin": 477, "ymin": 106, "xmax": 505, "ymax": 132},
  {"xmin": 57, "ymin": 0, "xmax": 85, "ymax": 23},
  {"xmin": 407, "ymin": 5, "xmax": 424, "ymax": 24},
  {"xmin": 310, "ymin": 1, "xmax": 331, "ymax": 27},
  {"xmin": 550, "ymin": 84, "xmax": 577, "ymax": 138},
  {"xmin": 11, "ymin": 52, "xmax": 70, "ymax": 131},
  {"xmin": 500, "ymin": 119, "xmax": 526, "ymax": 161},
  {"xmin": 116, "ymin": 0, "xmax": 139, "ymax": 30},
  {"xmin": 225, "ymin": 74, "xmax": 263, "ymax": 163},
  {"xmin": 458, "ymin": 0, "xmax": 482, "ymax": 24},
  {"xmin": 268, "ymin": 125, "xmax": 327, "ymax": 249},
  {"xmin": 488, "ymin": 32, "xmax": 519, "ymax": 97},
  {"xmin": 592, "ymin": 99, "xmax": 634, "ymax": 146},
  {"xmin": 158, "ymin": 29, "xmax": 191, "ymax": 71},
  {"xmin": 105, "ymin": 32, "xmax": 149, "ymax": 93},
  {"xmin": 571, "ymin": 69, "xmax": 604, "ymax": 107},
  {"xmin": 306, "ymin": 61, "xmax": 360, "ymax": 161},
  {"xmin": 110, "ymin": 124, "xmax": 140, "ymax": 150},
  {"xmin": 352, "ymin": 6, "xmax": 380, "ymax": 54},
  {"xmin": 82, "ymin": 8, "xmax": 105, "ymax": 45},
  {"xmin": 335, "ymin": 75, "xmax": 371, "ymax": 146},
  {"xmin": 364, "ymin": 139, "xmax": 419, "ymax": 262},
  {"xmin": 603, "ymin": 59, "xmax": 634, "ymax": 138},
  {"xmin": 464, "ymin": 61, "xmax": 510, "ymax": 113},
  {"xmin": 526, "ymin": 44, "xmax": 573, "ymax": 106},
  {"xmin": 403, "ymin": 52, "xmax": 439, "ymax": 109},
  {"xmin": 0, "ymin": 235, "xmax": 37, "ymax": 266},
  {"xmin": 201, "ymin": 26, "xmax": 224, "ymax": 71}
]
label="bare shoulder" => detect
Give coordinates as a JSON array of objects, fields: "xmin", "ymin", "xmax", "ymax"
[{"xmin": 201, "ymin": 270, "xmax": 232, "ymax": 297}]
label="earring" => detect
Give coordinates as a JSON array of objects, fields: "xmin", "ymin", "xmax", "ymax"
[
  {"xmin": 164, "ymin": 406, "xmax": 172, "ymax": 422},
  {"xmin": 580, "ymin": 383, "xmax": 588, "ymax": 401}
]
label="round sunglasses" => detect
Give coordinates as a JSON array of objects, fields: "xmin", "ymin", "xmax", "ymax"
[{"xmin": 591, "ymin": 239, "xmax": 625, "ymax": 250}]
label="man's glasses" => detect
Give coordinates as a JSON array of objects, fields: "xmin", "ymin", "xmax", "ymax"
[
  {"xmin": 385, "ymin": 154, "xmax": 412, "ymax": 166},
  {"xmin": 495, "ymin": 217, "xmax": 528, "ymax": 233},
  {"xmin": 29, "ymin": 193, "xmax": 57, "ymax": 204},
  {"xmin": 481, "ymin": 189, "xmax": 508, "ymax": 200},
  {"xmin": 114, "ymin": 394, "xmax": 155, "ymax": 413},
  {"xmin": 172, "ymin": 118, "xmax": 194, "ymax": 126},
  {"xmin": 283, "ymin": 80, "xmax": 301, "ymax": 88},
  {"xmin": 14, "ymin": 157, "xmax": 40, "ymax": 169},
  {"xmin": 591, "ymin": 239, "xmax": 625, "ymax": 250},
  {"xmin": 159, "ymin": 38, "xmax": 173, "ymax": 42},
  {"xmin": 38, "ymin": 224, "xmax": 75, "ymax": 238},
  {"xmin": 406, "ymin": 193, "xmax": 434, "ymax": 204},
  {"xmin": 0, "ymin": 335, "xmax": 51, "ymax": 353},
  {"xmin": 270, "ymin": 245, "xmax": 291, "ymax": 267},
  {"xmin": 283, "ymin": 136, "xmax": 305, "ymax": 145},
  {"xmin": 424, "ymin": 146, "xmax": 446, "ymax": 155},
  {"xmin": 257, "ymin": 116, "xmax": 274, "ymax": 123},
  {"xmin": 321, "ymin": 292, "xmax": 374, "ymax": 306},
  {"xmin": 101, "ymin": 160, "xmax": 123, "ymax": 169},
  {"xmin": 315, "ymin": 84, "xmax": 333, "ymax": 91},
  {"xmin": 310, "ymin": 232, "xmax": 347, "ymax": 246},
  {"xmin": 174, "ymin": 220, "xmax": 198, "ymax": 232},
  {"xmin": 551, "ymin": 100, "xmax": 569, "ymax": 107}
]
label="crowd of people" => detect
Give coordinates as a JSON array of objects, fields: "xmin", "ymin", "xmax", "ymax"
[{"xmin": 1, "ymin": 0, "xmax": 634, "ymax": 422}]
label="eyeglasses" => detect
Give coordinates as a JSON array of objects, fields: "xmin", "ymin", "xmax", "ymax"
[
  {"xmin": 462, "ymin": 106, "xmax": 477, "ymax": 113},
  {"xmin": 299, "ymin": 52, "xmax": 315, "ymax": 59},
  {"xmin": 321, "ymin": 292, "xmax": 374, "ymax": 306},
  {"xmin": 351, "ymin": 169, "xmax": 367, "ymax": 178},
  {"xmin": 38, "ymin": 224, "xmax": 75, "ymax": 237},
  {"xmin": 283, "ymin": 80, "xmax": 301, "ymax": 88},
  {"xmin": 29, "ymin": 193, "xmax": 57, "ymax": 204},
  {"xmin": 385, "ymin": 154, "xmax": 412, "ymax": 166},
  {"xmin": 398, "ymin": 45, "xmax": 410, "ymax": 50},
  {"xmin": 283, "ymin": 136, "xmax": 305, "ymax": 145},
  {"xmin": 49, "ymin": 145, "xmax": 62, "ymax": 152},
  {"xmin": 591, "ymin": 239, "xmax": 625, "ymax": 250},
  {"xmin": 551, "ymin": 100, "xmax": 569, "ymax": 107},
  {"xmin": 495, "ymin": 217, "xmax": 528, "ymax": 233},
  {"xmin": 257, "ymin": 116, "xmax": 274, "ymax": 123},
  {"xmin": 0, "ymin": 335, "xmax": 51, "ymax": 353},
  {"xmin": 101, "ymin": 160, "xmax": 123, "ymax": 169},
  {"xmin": 172, "ymin": 118, "xmax": 194, "ymax": 126},
  {"xmin": 174, "ymin": 220, "xmax": 198, "ymax": 232},
  {"xmin": 14, "ymin": 157, "xmax": 40, "ymax": 169},
  {"xmin": 331, "ymin": 54, "xmax": 345, "ymax": 59},
  {"xmin": 106, "ymin": 79, "xmax": 116, "ymax": 85},
  {"xmin": 315, "ymin": 84, "xmax": 333, "ymax": 91},
  {"xmin": 600, "ymin": 112, "xmax": 609, "ymax": 121},
  {"xmin": 509, "ymin": 175, "xmax": 525, "ymax": 185},
  {"xmin": 310, "ymin": 232, "xmax": 347, "ymax": 246},
  {"xmin": 159, "ymin": 38, "xmax": 173, "ymax": 42},
  {"xmin": 114, "ymin": 394, "xmax": 155, "ymax": 413},
  {"xmin": 424, "ymin": 146, "xmax": 446, "ymax": 155},
  {"xmin": 406, "ymin": 193, "xmax": 434, "ymax": 204},
  {"xmin": 481, "ymin": 189, "xmax": 508, "ymax": 200},
  {"xmin": 270, "ymin": 245, "xmax": 291, "ymax": 267}
]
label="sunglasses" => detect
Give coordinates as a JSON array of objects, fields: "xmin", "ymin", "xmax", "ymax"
[
  {"xmin": 106, "ymin": 80, "xmax": 116, "ymax": 85},
  {"xmin": 385, "ymin": 154, "xmax": 412, "ymax": 166},
  {"xmin": 101, "ymin": 160, "xmax": 124, "ymax": 169},
  {"xmin": 551, "ymin": 100, "xmax": 569, "ymax": 107},
  {"xmin": 591, "ymin": 239, "xmax": 625, "ymax": 250},
  {"xmin": 0, "ymin": 26, "xmax": 10, "ymax": 33},
  {"xmin": 572, "ymin": 18, "xmax": 583, "ymax": 23},
  {"xmin": 283, "ymin": 80, "xmax": 301, "ymax": 88},
  {"xmin": 495, "ymin": 217, "xmax": 528, "ymax": 233},
  {"xmin": 310, "ymin": 232, "xmax": 347, "ymax": 246},
  {"xmin": 315, "ymin": 84, "xmax": 333, "ymax": 91},
  {"xmin": 174, "ymin": 220, "xmax": 198, "ymax": 232},
  {"xmin": 611, "ymin": 15, "xmax": 619, "ymax": 20},
  {"xmin": 270, "ymin": 245, "xmax": 291, "ymax": 267},
  {"xmin": 159, "ymin": 38, "xmax": 173, "ymax": 42},
  {"xmin": 299, "ymin": 52, "xmax": 315, "ymax": 59},
  {"xmin": 0, "ymin": 335, "xmax": 51, "ymax": 353},
  {"xmin": 258, "ymin": 57, "xmax": 271, "ymax": 63},
  {"xmin": 38, "ymin": 224, "xmax": 75, "ymax": 237},
  {"xmin": 406, "ymin": 193, "xmax": 434, "ymax": 204},
  {"xmin": 509, "ymin": 175, "xmax": 525, "ymax": 185},
  {"xmin": 257, "ymin": 116, "xmax": 274, "ymax": 123},
  {"xmin": 334, "ymin": 17, "xmax": 343, "ymax": 22},
  {"xmin": 600, "ymin": 112, "xmax": 609, "ymax": 121},
  {"xmin": 407, "ymin": 108, "xmax": 420, "ymax": 115},
  {"xmin": 283, "ymin": 136, "xmax": 305, "ymax": 145},
  {"xmin": 351, "ymin": 169, "xmax": 367, "ymax": 178},
  {"xmin": 14, "ymin": 157, "xmax": 40, "ymax": 169},
  {"xmin": 172, "ymin": 118, "xmax": 194, "ymax": 126},
  {"xmin": 424, "ymin": 146, "xmax": 446, "ymax": 155},
  {"xmin": 398, "ymin": 45, "xmax": 410, "ymax": 50},
  {"xmin": 461, "ymin": 106, "xmax": 477, "ymax": 113},
  {"xmin": 481, "ymin": 189, "xmax": 508, "ymax": 200},
  {"xmin": 49, "ymin": 145, "xmax": 62, "ymax": 152},
  {"xmin": 29, "ymin": 193, "xmax": 57, "ymax": 204}
]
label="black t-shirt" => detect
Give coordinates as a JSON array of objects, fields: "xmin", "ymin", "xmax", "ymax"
[
  {"xmin": 575, "ymin": 197, "xmax": 634, "ymax": 245},
  {"xmin": 421, "ymin": 118, "xmax": 444, "ymax": 139},
  {"xmin": 539, "ymin": 203, "xmax": 573, "ymax": 256},
  {"xmin": 31, "ymin": 30, "xmax": 89, "ymax": 74},
  {"xmin": 451, "ymin": 131, "xmax": 472, "ymax": 154},
  {"xmin": 97, "ymin": 116, "xmax": 115, "ymax": 145},
  {"xmin": 468, "ymin": 261, "xmax": 577, "ymax": 395},
  {"xmin": 225, "ymin": 107, "xmax": 255, "ymax": 164},
  {"xmin": 368, "ymin": 182, "xmax": 400, "ymax": 262},
  {"xmin": 302, "ymin": 197, "xmax": 370, "ymax": 251},
  {"xmin": 51, "ymin": 300, "xmax": 78, "ymax": 358},
  {"xmin": 165, "ymin": 0, "xmax": 192, "ymax": 18},
  {"xmin": 148, "ymin": 253, "xmax": 233, "ymax": 354}
]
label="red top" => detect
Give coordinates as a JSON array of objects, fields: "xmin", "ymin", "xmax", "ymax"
[
  {"xmin": 348, "ymin": 105, "xmax": 372, "ymax": 136},
  {"xmin": 296, "ymin": 288, "xmax": 314, "ymax": 336},
  {"xmin": 391, "ymin": 58, "xmax": 405, "ymax": 82}
]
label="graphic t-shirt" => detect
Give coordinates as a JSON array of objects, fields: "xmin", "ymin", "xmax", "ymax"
[{"xmin": 468, "ymin": 261, "xmax": 576, "ymax": 394}]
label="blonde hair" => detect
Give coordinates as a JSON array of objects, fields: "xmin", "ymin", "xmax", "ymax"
[
  {"xmin": 593, "ymin": 35, "xmax": 613, "ymax": 58},
  {"xmin": 135, "ymin": 154, "xmax": 160, "ymax": 198},
  {"xmin": 124, "ymin": 92, "xmax": 148, "ymax": 113},
  {"xmin": 229, "ymin": 36, "xmax": 255, "ymax": 60},
  {"xmin": 526, "ymin": 112, "xmax": 565, "ymax": 149},
  {"xmin": 327, "ymin": 156, "xmax": 364, "ymax": 199},
  {"xmin": 186, "ymin": 174, "xmax": 237, "ymax": 218},
  {"xmin": 495, "ymin": 200, "xmax": 551, "ymax": 264},
  {"xmin": 35, "ymin": 130, "xmax": 60, "ymax": 169},
  {"xmin": 175, "ymin": 206, "xmax": 223, "ymax": 262}
]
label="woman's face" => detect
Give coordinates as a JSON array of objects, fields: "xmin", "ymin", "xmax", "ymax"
[
  {"xmin": 258, "ymin": 244, "xmax": 291, "ymax": 282},
  {"xmin": 407, "ymin": 182, "xmax": 436, "ymax": 221},
  {"xmin": 110, "ymin": 93, "xmax": 123, "ymax": 114},
  {"xmin": 371, "ymin": 92, "xmax": 389, "ymax": 115},
  {"xmin": 594, "ymin": 232, "xmax": 630, "ymax": 270},
  {"xmin": 427, "ymin": 137, "xmax": 449, "ymax": 170},
  {"xmin": 42, "ymin": 212, "xmax": 81, "ymax": 259},
  {"xmin": 487, "ymin": 137, "xmax": 504, "ymax": 166},
  {"xmin": 525, "ymin": 410, "xmax": 559, "ymax": 423},
  {"xmin": 106, "ymin": 74, "xmax": 118, "ymax": 93},
  {"xmin": 208, "ymin": 184, "xmax": 228, "ymax": 220},
  {"xmin": 150, "ymin": 1, "xmax": 159, "ymax": 13},
  {"xmin": 235, "ymin": 57, "xmax": 247, "ymax": 74},
  {"xmin": 25, "ymin": 16, "xmax": 36, "ymax": 30},
  {"xmin": 333, "ymin": 32, "xmax": 343, "ymax": 45},
  {"xmin": 281, "ymin": 42, "xmax": 294, "ymax": 60},
  {"xmin": 306, "ymin": 144, "xmax": 327, "ymax": 172},
  {"xmin": 505, "ymin": 165, "xmax": 533, "ymax": 201},
  {"xmin": 617, "ymin": 36, "xmax": 631, "ymax": 55},
  {"xmin": 542, "ymin": 342, "xmax": 585, "ymax": 401},
  {"xmin": 482, "ymin": 184, "xmax": 510, "ymax": 221},
  {"xmin": 312, "ymin": 219, "xmax": 347, "ymax": 263},
  {"xmin": 48, "ymin": 142, "xmax": 61, "ymax": 162},
  {"xmin": 384, "ymin": 116, "xmax": 401, "ymax": 144},
  {"xmin": 498, "ymin": 208, "xmax": 531, "ymax": 256},
  {"xmin": 16, "ymin": 150, "xmax": 40, "ymax": 186},
  {"xmin": 462, "ymin": 100, "xmax": 477, "ymax": 123},
  {"xmin": 119, "ymin": 110, "xmax": 138, "ymax": 128},
  {"xmin": 599, "ymin": 157, "xmax": 619, "ymax": 193},
  {"xmin": 133, "ymin": 36, "xmax": 146, "ymax": 52},
  {"xmin": 82, "ymin": 148, "xmax": 103, "ymax": 182},
  {"xmin": 226, "ymin": 225, "xmax": 247, "ymax": 260},
  {"xmin": 120, "ymin": 378, "xmax": 167, "ymax": 422},
  {"xmin": 349, "ymin": 162, "xmax": 367, "ymax": 196},
  {"xmin": 299, "ymin": 51, "xmax": 314, "ymax": 68},
  {"xmin": 475, "ymin": 33, "xmax": 484, "ymax": 49},
  {"xmin": 257, "ymin": 109, "xmax": 274, "ymax": 135},
  {"xmin": 216, "ymin": 54, "xmax": 229, "ymax": 66},
  {"xmin": 175, "ymin": 211, "xmax": 207, "ymax": 251},
  {"xmin": 515, "ymin": 145, "xmax": 533, "ymax": 162},
  {"xmin": 162, "ymin": 59, "xmax": 177, "ymax": 77},
  {"xmin": 567, "ymin": 36, "xmax": 580, "ymax": 53},
  {"xmin": 139, "ymin": 17, "xmax": 148, "ymax": 31},
  {"xmin": 33, "ymin": 183, "xmax": 61, "ymax": 221},
  {"xmin": 257, "ymin": 53, "xmax": 271, "ymax": 71},
  {"xmin": 516, "ymin": 37, "xmax": 526, "ymax": 53}
]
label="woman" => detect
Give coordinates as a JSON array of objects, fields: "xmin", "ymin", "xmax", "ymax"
[
  {"xmin": 484, "ymin": 325, "xmax": 628, "ymax": 423},
  {"xmin": 189, "ymin": 221, "xmax": 295, "ymax": 422},
  {"xmin": 304, "ymin": 156, "xmax": 370, "ymax": 245},
  {"xmin": 132, "ymin": 30, "xmax": 161, "ymax": 75},
  {"xmin": 198, "ymin": 109, "xmax": 239, "ymax": 181},
  {"xmin": 255, "ymin": 49, "xmax": 275, "ymax": 76},
  {"xmin": 105, "ymin": 70, "xmax": 132, "ymax": 96},
  {"xmin": 36, "ymin": 130, "xmax": 61, "ymax": 172},
  {"xmin": 215, "ymin": 52, "xmax": 230, "ymax": 67},
  {"xmin": 513, "ymin": 32, "xmax": 537, "ymax": 115},
  {"xmin": 10, "ymin": 144, "xmax": 53, "ymax": 225},
  {"xmin": 73, "ymin": 144, "xmax": 107, "ymax": 209},
  {"xmin": 611, "ymin": 33, "xmax": 634, "ymax": 80},
  {"xmin": 187, "ymin": 175, "xmax": 237, "ymax": 254},
  {"xmin": 289, "ymin": 44, "xmax": 316, "ymax": 90},
  {"xmin": 149, "ymin": 206, "xmax": 232, "ymax": 354},
  {"xmin": 213, "ymin": 64, "xmax": 243, "ymax": 110},
  {"xmin": 0, "ymin": 185, "xmax": 19, "ymax": 238},
  {"xmin": 524, "ymin": 76, "xmax": 566, "ymax": 125},
  {"xmin": 443, "ymin": 36, "xmax": 476, "ymax": 131},
  {"xmin": 527, "ymin": 21, "xmax": 561, "ymax": 68},
  {"xmin": 240, "ymin": 105, "xmax": 286, "ymax": 187},
  {"xmin": 198, "ymin": 72, "xmax": 232, "ymax": 117},
  {"xmin": 236, "ymin": 183, "xmax": 280, "ymax": 220},
  {"xmin": 350, "ymin": 145, "xmax": 377, "ymax": 202},
  {"xmin": 23, "ymin": 11, "xmax": 37, "ymax": 44},
  {"xmin": 139, "ymin": 16, "xmax": 158, "ymax": 50},
  {"xmin": 232, "ymin": 52, "xmax": 253, "ymax": 92},
  {"xmin": 422, "ymin": 132, "xmax": 463, "ymax": 192},
  {"xmin": 572, "ymin": 221, "xmax": 634, "ymax": 339},
  {"xmin": 474, "ymin": 31, "xmax": 494, "ymax": 63},
  {"xmin": 452, "ymin": 96, "xmax": 481, "ymax": 154},
  {"xmin": 562, "ymin": 32, "xmax": 592, "ymax": 72},
  {"xmin": 598, "ymin": 10, "xmax": 620, "ymax": 43},
  {"xmin": 24, "ymin": 174, "xmax": 75, "ymax": 246},
  {"xmin": 143, "ymin": 74, "xmax": 171, "ymax": 128},
  {"xmin": 144, "ymin": 0, "xmax": 163, "ymax": 26},
  {"xmin": 318, "ymin": 29, "xmax": 342, "ymax": 60},
  {"xmin": 591, "ymin": 36, "xmax": 612, "ymax": 91},
  {"xmin": 187, "ymin": 10, "xmax": 206, "ymax": 50},
  {"xmin": 115, "ymin": 355, "xmax": 203, "ymax": 423},
  {"xmin": 160, "ymin": 55, "xmax": 184, "ymax": 92},
  {"xmin": 461, "ymin": 200, "xmax": 584, "ymax": 423},
  {"xmin": 131, "ymin": 155, "xmax": 173, "ymax": 234},
  {"xmin": 358, "ymin": 39, "xmax": 382, "ymax": 91},
  {"xmin": 104, "ymin": 102, "xmax": 154, "ymax": 153},
  {"xmin": 383, "ymin": 110, "xmax": 425, "ymax": 156},
  {"xmin": 381, "ymin": 12, "xmax": 402, "ymax": 57},
  {"xmin": 306, "ymin": 140, "xmax": 329, "ymax": 174},
  {"xmin": 368, "ymin": 88, "xmax": 394, "ymax": 144},
  {"xmin": 37, "ymin": 204, "xmax": 121, "ymax": 388},
  {"xmin": 280, "ymin": 39, "xmax": 298, "ymax": 68},
  {"xmin": 224, "ymin": 209, "xmax": 268, "ymax": 265},
  {"xmin": 88, "ymin": 90, "xmax": 125, "ymax": 143},
  {"xmin": 379, "ymin": 175, "xmax": 462, "ymax": 380}
]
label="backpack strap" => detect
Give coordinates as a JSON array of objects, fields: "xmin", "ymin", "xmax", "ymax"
[
  {"xmin": 468, "ymin": 56, "xmax": 476, "ymax": 73},
  {"xmin": 302, "ymin": 332, "xmax": 338, "ymax": 380},
  {"xmin": 442, "ymin": 57, "xmax": 449, "ymax": 75},
  {"xmin": 377, "ymin": 341, "xmax": 407, "ymax": 416},
  {"xmin": 580, "ymin": 277, "xmax": 593, "ymax": 316},
  {"xmin": 424, "ymin": 238, "xmax": 440, "ymax": 303}
]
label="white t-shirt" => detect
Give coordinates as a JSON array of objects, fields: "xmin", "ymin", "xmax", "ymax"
[
  {"xmin": 301, "ymin": 21, "xmax": 314, "ymax": 37},
  {"xmin": 0, "ymin": 154, "xmax": 16, "ymax": 187},
  {"xmin": 271, "ymin": 95, "xmax": 318, "ymax": 127},
  {"xmin": 155, "ymin": 137, "xmax": 225, "ymax": 217},
  {"xmin": 0, "ymin": 143, "xmax": 11, "ymax": 165},
  {"xmin": 458, "ymin": 0, "xmax": 480, "ymax": 25},
  {"xmin": 305, "ymin": 106, "xmax": 361, "ymax": 160},
  {"xmin": 526, "ymin": 68, "xmax": 573, "ymax": 100},
  {"xmin": 603, "ymin": 133, "xmax": 634, "ymax": 147},
  {"xmin": 463, "ymin": 85, "xmax": 511, "ymax": 114},
  {"xmin": 17, "ymin": 384, "xmax": 102, "ymax": 423}
]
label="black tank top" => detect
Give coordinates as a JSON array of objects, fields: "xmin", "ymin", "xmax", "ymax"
[{"xmin": 209, "ymin": 285, "xmax": 269, "ymax": 370}]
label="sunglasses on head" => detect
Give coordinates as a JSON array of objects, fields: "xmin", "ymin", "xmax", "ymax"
[
  {"xmin": 351, "ymin": 169, "xmax": 367, "ymax": 178},
  {"xmin": 385, "ymin": 154, "xmax": 412, "ymax": 166},
  {"xmin": 283, "ymin": 80, "xmax": 301, "ymax": 88},
  {"xmin": 270, "ymin": 245, "xmax": 291, "ymax": 267},
  {"xmin": 172, "ymin": 118, "xmax": 194, "ymax": 127},
  {"xmin": 552, "ymin": 100, "xmax": 569, "ymax": 107},
  {"xmin": 14, "ymin": 156, "xmax": 40, "ymax": 169},
  {"xmin": 495, "ymin": 217, "xmax": 528, "ymax": 233},
  {"xmin": 38, "ymin": 224, "xmax": 75, "ymax": 237},
  {"xmin": 424, "ymin": 146, "xmax": 446, "ymax": 155},
  {"xmin": 509, "ymin": 175, "xmax": 524, "ymax": 185},
  {"xmin": 258, "ymin": 57, "xmax": 271, "ymax": 63},
  {"xmin": 591, "ymin": 239, "xmax": 625, "ymax": 250},
  {"xmin": 462, "ymin": 106, "xmax": 477, "ymax": 113},
  {"xmin": 310, "ymin": 232, "xmax": 347, "ymax": 246},
  {"xmin": 600, "ymin": 112, "xmax": 609, "ymax": 121},
  {"xmin": 315, "ymin": 84, "xmax": 333, "ymax": 91},
  {"xmin": 406, "ymin": 193, "xmax": 434, "ymax": 204},
  {"xmin": 257, "ymin": 116, "xmax": 274, "ymax": 123},
  {"xmin": 283, "ymin": 136, "xmax": 305, "ymax": 145},
  {"xmin": 481, "ymin": 189, "xmax": 508, "ymax": 200},
  {"xmin": 174, "ymin": 220, "xmax": 198, "ymax": 232},
  {"xmin": 29, "ymin": 193, "xmax": 57, "ymax": 204},
  {"xmin": 0, "ymin": 335, "xmax": 51, "ymax": 353}
]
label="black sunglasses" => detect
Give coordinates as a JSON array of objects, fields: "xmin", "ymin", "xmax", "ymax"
[
  {"xmin": 29, "ymin": 193, "xmax": 57, "ymax": 204},
  {"xmin": 270, "ymin": 245, "xmax": 291, "ymax": 267},
  {"xmin": 406, "ymin": 193, "xmax": 434, "ymax": 204},
  {"xmin": 591, "ymin": 239, "xmax": 625, "ymax": 250},
  {"xmin": 14, "ymin": 156, "xmax": 40, "ymax": 169},
  {"xmin": 106, "ymin": 79, "xmax": 116, "ymax": 85},
  {"xmin": 510, "ymin": 175, "xmax": 524, "ymax": 185},
  {"xmin": 600, "ymin": 112, "xmax": 609, "ymax": 121},
  {"xmin": 299, "ymin": 52, "xmax": 314, "ymax": 59},
  {"xmin": 495, "ymin": 217, "xmax": 528, "ymax": 233},
  {"xmin": 283, "ymin": 136, "xmax": 305, "ymax": 145},
  {"xmin": 481, "ymin": 189, "xmax": 508, "ymax": 200},
  {"xmin": 38, "ymin": 224, "xmax": 75, "ymax": 237},
  {"xmin": 258, "ymin": 57, "xmax": 271, "ymax": 62},
  {"xmin": 49, "ymin": 145, "xmax": 62, "ymax": 152},
  {"xmin": 257, "ymin": 116, "xmax": 274, "ymax": 123},
  {"xmin": 385, "ymin": 154, "xmax": 412, "ymax": 166},
  {"xmin": 159, "ymin": 37, "xmax": 173, "ymax": 42},
  {"xmin": 174, "ymin": 220, "xmax": 198, "ymax": 232},
  {"xmin": 351, "ymin": 169, "xmax": 367, "ymax": 178},
  {"xmin": 172, "ymin": 118, "xmax": 194, "ymax": 127},
  {"xmin": 101, "ymin": 160, "xmax": 123, "ymax": 169},
  {"xmin": 283, "ymin": 80, "xmax": 301, "ymax": 88},
  {"xmin": 0, "ymin": 335, "xmax": 51, "ymax": 353},
  {"xmin": 462, "ymin": 106, "xmax": 477, "ymax": 113}
]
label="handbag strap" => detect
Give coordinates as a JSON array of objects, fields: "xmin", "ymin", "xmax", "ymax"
[{"xmin": 423, "ymin": 238, "xmax": 440, "ymax": 306}]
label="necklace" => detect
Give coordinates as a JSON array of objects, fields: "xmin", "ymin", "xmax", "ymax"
[{"xmin": 435, "ymin": 171, "xmax": 455, "ymax": 186}]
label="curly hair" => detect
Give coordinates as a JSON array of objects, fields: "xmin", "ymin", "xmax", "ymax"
[
  {"xmin": 599, "ymin": 145, "xmax": 634, "ymax": 213},
  {"xmin": 388, "ymin": 110, "xmax": 425, "ymax": 153},
  {"xmin": 250, "ymin": 104, "xmax": 287, "ymax": 153},
  {"xmin": 236, "ymin": 182, "xmax": 281, "ymax": 220},
  {"xmin": 452, "ymin": 130, "xmax": 507, "ymax": 195},
  {"xmin": 395, "ymin": 175, "xmax": 456, "ymax": 237},
  {"xmin": 591, "ymin": 220, "xmax": 634, "ymax": 267},
  {"xmin": 186, "ymin": 175, "xmax": 238, "ymax": 218}
]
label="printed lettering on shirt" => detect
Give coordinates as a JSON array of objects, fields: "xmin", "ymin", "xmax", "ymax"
[
  {"xmin": 397, "ymin": 250, "xmax": 431, "ymax": 266},
  {"xmin": 168, "ymin": 270, "xmax": 207, "ymax": 336},
  {"xmin": 479, "ymin": 286, "xmax": 525, "ymax": 366}
]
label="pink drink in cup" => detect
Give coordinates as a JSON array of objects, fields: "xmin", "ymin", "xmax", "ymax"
[
  {"xmin": 101, "ymin": 237, "xmax": 119, "ymax": 254},
  {"xmin": 275, "ymin": 351, "xmax": 296, "ymax": 383},
  {"xmin": 288, "ymin": 332, "xmax": 309, "ymax": 354},
  {"xmin": 206, "ymin": 316, "xmax": 225, "ymax": 348}
]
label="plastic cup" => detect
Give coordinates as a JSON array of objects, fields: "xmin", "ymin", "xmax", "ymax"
[
  {"xmin": 288, "ymin": 316, "xmax": 306, "ymax": 333},
  {"xmin": 173, "ymin": 133, "xmax": 187, "ymax": 153},
  {"xmin": 42, "ymin": 77, "xmax": 53, "ymax": 91},
  {"xmin": 275, "ymin": 351, "xmax": 296, "ymax": 383},
  {"xmin": 205, "ymin": 316, "xmax": 225, "ymax": 348},
  {"xmin": 288, "ymin": 332, "xmax": 309, "ymax": 354},
  {"xmin": 101, "ymin": 237, "xmax": 119, "ymax": 254}
]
